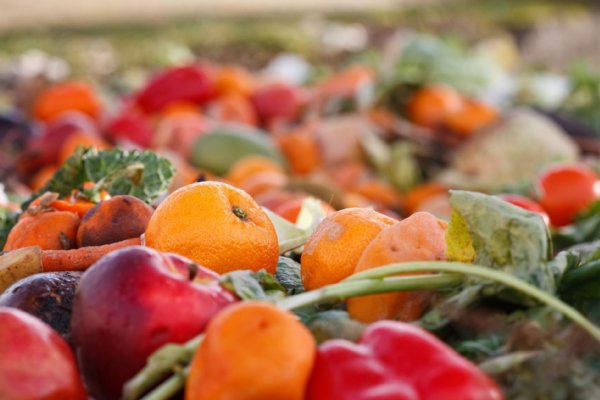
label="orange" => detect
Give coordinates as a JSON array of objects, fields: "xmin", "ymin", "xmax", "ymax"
[
  {"xmin": 347, "ymin": 212, "xmax": 447, "ymax": 323},
  {"xmin": 443, "ymin": 99, "xmax": 498, "ymax": 137},
  {"xmin": 4, "ymin": 210, "xmax": 80, "ymax": 251},
  {"xmin": 144, "ymin": 182, "xmax": 278, "ymax": 274},
  {"xmin": 275, "ymin": 124, "xmax": 321, "ymax": 175},
  {"xmin": 404, "ymin": 183, "xmax": 448, "ymax": 214},
  {"xmin": 301, "ymin": 208, "xmax": 396, "ymax": 290},
  {"xmin": 215, "ymin": 65, "xmax": 256, "ymax": 97},
  {"xmin": 33, "ymin": 81, "xmax": 101, "ymax": 122},
  {"xmin": 209, "ymin": 93, "xmax": 258, "ymax": 126},
  {"xmin": 237, "ymin": 171, "xmax": 288, "ymax": 198},
  {"xmin": 30, "ymin": 165, "xmax": 58, "ymax": 191},
  {"xmin": 185, "ymin": 302, "xmax": 316, "ymax": 400},
  {"xmin": 225, "ymin": 155, "xmax": 284, "ymax": 187},
  {"xmin": 352, "ymin": 179, "xmax": 403, "ymax": 210},
  {"xmin": 59, "ymin": 132, "xmax": 110, "ymax": 164},
  {"xmin": 406, "ymin": 85, "xmax": 463, "ymax": 129}
]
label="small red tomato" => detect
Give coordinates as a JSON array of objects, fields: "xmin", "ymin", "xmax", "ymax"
[
  {"xmin": 498, "ymin": 194, "xmax": 550, "ymax": 225},
  {"xmin": 535, "ymin": 163, "xmax": 600, "ymax": 227}
]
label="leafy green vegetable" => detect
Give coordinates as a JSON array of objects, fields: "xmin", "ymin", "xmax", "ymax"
[
  {"xmin": 386, "ymin": 34, "xmax": 501, "ymax": 96},
  {"xmin": 219, "ymin": 269, "xmax": 287, "ymax": 301},
  {"xmin": 24, "ymin": 147, "xmax": 175, "ymax": 209},
  {"xmin": 0, "ymin": 208, "xmax": 20, "ymax": 250},
  {"xmin": 553, "ymin": 201, "xmax": 600, "ymax": 251},
  {"xmin": 559, "ymin": 258, "xmax": 600, "ymax": 309},
  {"xmin": 562, "ymin": 62, "xmax": 600, "ymax": 136},
  {"xmin": 275, "ymin": 257, "xmax": 304, "ymax": 295},
  {"xmin": 448, "ymin": 190, "xmax": 554, "ymax": 293}
]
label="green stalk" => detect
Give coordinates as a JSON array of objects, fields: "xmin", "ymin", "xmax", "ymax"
[
  {"xmin": 276, "ymin": 274, "xmax": 463, "ymax": 311},
  {"xmin": 343, "ymin": 261, "xmax": 600, "ymax": 343},
  {"xmin": 122, "ymin": 336, "xmax": 203, "ymax": 400},
  {"xmin": 141, "ymin": 366, "xmax": 190, "ymax": 400}
]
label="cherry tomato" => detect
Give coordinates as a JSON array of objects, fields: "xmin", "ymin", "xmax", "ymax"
[
  {"xmin": 535, "ymin": 163, "xmax": 600, "ymax": 227},
  {"xmin": 497, "ymin": 194, "xmax": 550, "ymax": 225}
]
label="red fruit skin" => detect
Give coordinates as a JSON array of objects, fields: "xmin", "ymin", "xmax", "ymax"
[
  {"xmin": 0, "ymin": 307, "xmax": 86, "ymax": 400},
  {"xmin": 536, "ymin": 163, "xmax": 600, "ymax": 227},
  {"xmin": 105, "ymin": 109, "xmax": 153, "ymax": 148},
  {"xmin": 306, "ymin": 321, "xmax": 503, "ymax": 400},
  {"xmin": 497, "ymin": 194, "xmax": 550, "ymax": 225},
  {"xmin": 23, "ymin": 112, "xmax": 98, "ymax": 170},
  {"xmin": 70, "ymin": 246, "xmax": 238, "ymax": 400},
  {"xmin": 135, "ymin": 65, "xmax": 218, "ymax": 114},
  {"xmin": 250, "ymin": 83, "xmax": 303, "ymax": 124}
]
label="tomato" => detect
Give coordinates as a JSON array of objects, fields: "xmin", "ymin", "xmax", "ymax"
[
  {"xmin": 535, "ymin": 163, "xmax": 600, "ymax": 227},
  {"xmin": 497, "ymin": 194, "xmax": 550, "ymax": 225}
]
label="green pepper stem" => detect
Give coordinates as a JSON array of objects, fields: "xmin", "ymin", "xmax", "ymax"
[
  {"xmin": 276, "ymin": 274, "xmax": 463, "ymax": 311},
  {"xmin": 343, "ymin": 261, "xmax": 600, "ymax": 343}
]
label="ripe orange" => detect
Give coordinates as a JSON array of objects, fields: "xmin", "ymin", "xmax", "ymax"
[
  {"xmin": 443, "ymin": 99, "xmax": 498, "ymax": 137},
  {"xmin": 59, "ymin": 132, "xmax": 110, "ymax": 164},
  {"xmin": 225, "ymin": 155, "xmax": 284, "ymax": 186},
  {"xmin": 406, "ymin": 85, "xmax": 463, "ymax": 129},
  {"xmin": 275, "ymin": 124, "xmax": 321, "ymax": 175},
  {"xmin": 185, "ymin": 302, "xmax": 316, "ymax": 400},
  {"xmin": 237, "ymin": 171, "xmax": 288, "ymax": 198},
  {"xmin": 347, "ymin": 212, "xmax": 447, "ymax": 323},
  {"xmin": 301, "ymin": 208, "xmax": 396, "ymax": 290},
  {"xmin": 144, "ymin": 182, "xmax": 279, "ymax": 274}
]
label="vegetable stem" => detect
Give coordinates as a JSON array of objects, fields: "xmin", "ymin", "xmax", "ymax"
[
  {"xmin": 140, "ymin": 366, "xmax": 190, "ymax": 400},
  {"xmin": 276, "ymin": 274, "xmax": 463, "ymax": 311},
  {"xmin": 344, "ymin": 261, "xmax": 600, "ymax": 343}
]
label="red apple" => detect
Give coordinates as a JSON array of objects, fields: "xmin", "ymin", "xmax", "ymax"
[
  {"xmin": 250, "ymin": 82, "xmax": 303, "ymax": 124},
  {"xmin": 0, "ymin": 307, "xmax": 86, "ymax": 400},
  {"xmin": 70, "ymin": 246, "xmax": 237, "ymax": 400}
]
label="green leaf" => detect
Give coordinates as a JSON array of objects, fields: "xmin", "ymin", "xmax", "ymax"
[
  {"xmin": 559, "ymin": 258, "xmax": 600, "ymax": 303},
  {"xmin": 24, "ymin": 147, "xmax": 175, "ymax": 209},
  {"xmin": 0, "ymin": 208, "xmax": 20, "ymax": 249},
  {"xmin": 264, "ymin": 208, "xmax": 308, "ymax": 254},
  {"xmin": 553, "ymin": 201, "xmax": 600, "ymax": 250},
  {"xmin": 275, "ymin": 257, "xmax": 304, "ymax": 295},
  {"xmin": 448, "ymin": 190, "xmax": 554, "ymax": 293},
  {"xmin": 219, "ymin": 269, "xmax": 286, "ymax": 301},
  {"xmin": 295, "ymin": 197, "xmax": 328, "ymax": 234}
]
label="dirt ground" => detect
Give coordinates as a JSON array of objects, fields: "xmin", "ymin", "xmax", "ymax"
[{"xmin": 0, "ymin": 0, "xmax": 442, "ymax": 32}]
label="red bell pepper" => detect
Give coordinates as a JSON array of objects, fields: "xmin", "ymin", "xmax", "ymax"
[
  {"xmin": 135, "ymin": 65, "xmax": 217, "ymax": 114},
  {"xmin": 306, "ymin": 320, "xmax": 503, "ymax": 400}
]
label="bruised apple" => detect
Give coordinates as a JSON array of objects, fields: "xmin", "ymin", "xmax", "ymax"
[
  {"xmin": 70, "ymin": 246, "xmax": 238, "ymax": 400},
  {"xmin": 0, "ymin": 307, "xmax": 86, "ymax": 400}
]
